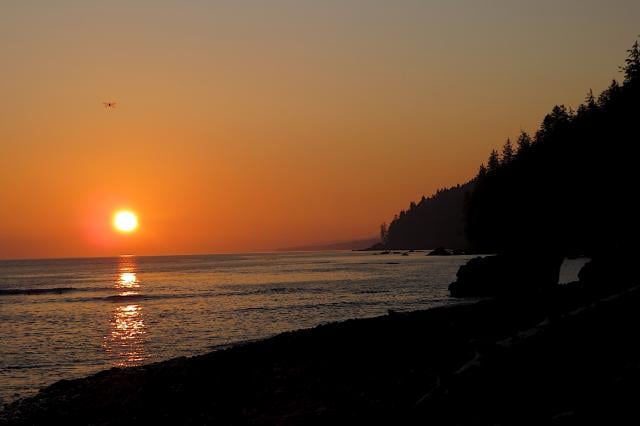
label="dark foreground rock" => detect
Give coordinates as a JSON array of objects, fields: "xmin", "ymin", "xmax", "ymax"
[
  {"xmin": 449, "ymin": 254, "xmax": 564, "ymax": 297},
  {"xmin": 579, "ymin": 255, "xmax": 635, "ymax": 289},
  {"xmin": 2, "ymin": 281, "xmax": 640, "ymax": 425}
]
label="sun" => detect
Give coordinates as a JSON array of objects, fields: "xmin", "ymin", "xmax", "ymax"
[{"xmin": 113, "ymin": 210, "xmax": 138, "ymax": 233}]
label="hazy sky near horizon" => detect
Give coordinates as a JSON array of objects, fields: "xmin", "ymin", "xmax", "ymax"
[{"xmin": 1, "ymin": 0, "xmax": 639, "ymax": 258}]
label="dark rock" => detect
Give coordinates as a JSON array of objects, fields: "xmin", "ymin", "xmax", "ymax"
[
  {"xmin": 578, "ymin": 255, "xmax": 635, "ymax": 292},
  {"xmin": 427, "ymin": 247, "xmax": 452, "ymax": 256},
  {"xmin": 451, "ymin": 249, "xmax": 466, "ymax": 255},
  {"xmin": 415, "ymin": 284, "xmax": 640, "ymax": 425},
  {"xmin": 448, "ymin": 254, "xmax": 563, "ymax": 298}
]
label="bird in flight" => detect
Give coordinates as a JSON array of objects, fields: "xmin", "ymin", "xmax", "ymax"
[{"xmin": 103, "ymin": 102, "xmax": 117, "ymax": 109}]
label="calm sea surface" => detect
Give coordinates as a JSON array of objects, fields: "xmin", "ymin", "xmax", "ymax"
[{"xmin": 0, "ymin": 251, "xmax": 586, "ymax": 404}]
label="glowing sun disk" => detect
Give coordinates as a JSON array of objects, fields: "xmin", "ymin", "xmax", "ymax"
[{"xmin": 114, "ymin": 210, "xmax": 138, "ymax": 233}]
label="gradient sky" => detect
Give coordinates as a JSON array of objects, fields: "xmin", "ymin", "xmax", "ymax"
[{"xmin": 1, "ymin": 0, "xmax": 639, "ymax": 259}]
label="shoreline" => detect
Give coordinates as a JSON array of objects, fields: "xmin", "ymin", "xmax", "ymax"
[
  {"xmin": 2, "ymin": 281, "xmax": 639, "ymax": 424},
  {"xmin": 0, "ymin": 298, "xmax": 476, "ymax": 405}
]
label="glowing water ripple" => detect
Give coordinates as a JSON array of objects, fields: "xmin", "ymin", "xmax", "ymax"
[{"xmin": 102, "ymin": 257, "xmax": 146, "ymax": 366}]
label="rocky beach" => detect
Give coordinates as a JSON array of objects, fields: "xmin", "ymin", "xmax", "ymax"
[{"xmin": 3, "ymin": 265, "xmax": 638, "ymax": 425}]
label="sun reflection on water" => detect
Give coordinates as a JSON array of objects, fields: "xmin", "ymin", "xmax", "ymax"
[
  {"xmin": 103, "ymin": 256, "xmax": 147, "ymax": 367},
  {"xmin": 119, "ymin": 272, "xmax": 138, "ymax": 288}
]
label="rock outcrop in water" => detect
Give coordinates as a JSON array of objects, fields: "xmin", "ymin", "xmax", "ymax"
[
  {"xmin": 426, "ymin": 247, "xmax": 452, "ymax": 256},
  {"xmin": 448, "ymin": 254, "xmax": 563, "ymax": 297}
]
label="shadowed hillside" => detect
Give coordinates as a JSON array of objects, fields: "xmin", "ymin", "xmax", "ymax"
[
  {"xmin": 465, "ymin": 40, "xmax": 640, "ymax": 256},
  {"xmin": 375, "ymin": 39, "xmax": 640, "ymax": 257},
  {"xmin": 375, "ymin": 183, "xmax": 474, "ymax": 250}
]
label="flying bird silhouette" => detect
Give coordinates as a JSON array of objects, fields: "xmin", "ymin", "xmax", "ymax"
[{"xmin": 103, "ymin": 102, "xmax": 117, "ymax": 108}]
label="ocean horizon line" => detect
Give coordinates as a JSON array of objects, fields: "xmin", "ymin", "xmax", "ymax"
[{"xmin": 0, "ymin": 247, "xmax": 370, "ymax": 263}]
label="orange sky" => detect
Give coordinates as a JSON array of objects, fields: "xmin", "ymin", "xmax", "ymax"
[{"xmin": 1, "ymin": 1, "xmax": 639, "ymax": 259}]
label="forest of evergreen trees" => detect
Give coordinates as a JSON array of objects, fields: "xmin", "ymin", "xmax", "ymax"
[
  {"xmin": 377, "ymin": 39, "xmax": 640, "ymax": 254},
  {"xmin": 466, "ymin": 39, "xmax": 640, "ymax": 255},
  {"xmin": 378, "ymin": 183, "xmax": 473, "ymax": 250}
]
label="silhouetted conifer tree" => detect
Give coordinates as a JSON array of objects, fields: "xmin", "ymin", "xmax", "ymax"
[
  {"xmin": 621, "ymin": 39, "xmax": 640, "ymax": 82},
  {"xmin": 516, "ymin": 131, "xmax": 532, "ymax": 155},
  {"xmin": 586, "ymin": 89, "xmax": 596, "ymax": 107},
  {"xmin": 577, "ymin": 89, "xmax": 597, "ymax": 115},
  {"xmin": 478, "ymin": 164, "xmax": 487, "ymax": 179},
  {"xmin": 501, "ymin": 139, "xmax": 514, "ymax": 164},
  {"xmin": 487, "ymin": 150, "xmax": 500, "ymax": 172},
  {"xmin": 598, "ymin": 80, "xmax": 621, "ymax": 105}
]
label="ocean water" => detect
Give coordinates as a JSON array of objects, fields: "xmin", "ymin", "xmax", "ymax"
[{"xmin": 0, "ymin": 251, "xmax": 586, "ymax": 404}]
